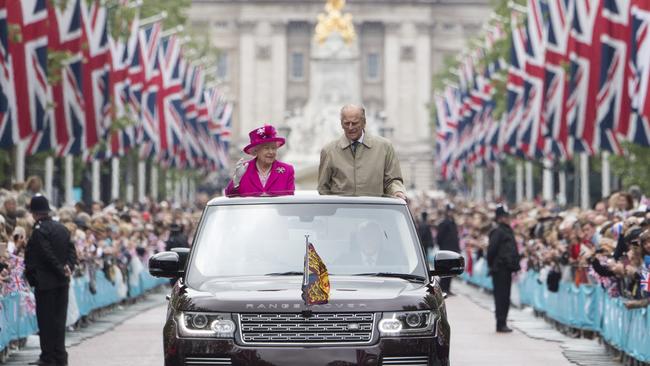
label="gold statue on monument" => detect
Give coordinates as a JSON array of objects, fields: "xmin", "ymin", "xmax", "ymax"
[{"xmin": 314, "ymin": 0, "xmax": 356, "ymax": 44}]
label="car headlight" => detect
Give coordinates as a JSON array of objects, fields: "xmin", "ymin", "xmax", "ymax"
[
  {"xmin": 177, "ymin": 312, "xmax": 236, "ymax": 338},
  {"xmin": 378, "ymin": 310, "xmax": 436, "ymax": 336}
]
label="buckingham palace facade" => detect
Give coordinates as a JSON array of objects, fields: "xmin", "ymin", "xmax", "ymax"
[{"xmin": 188, "ymin": 0, "xmax": 491, "ymax": 190}]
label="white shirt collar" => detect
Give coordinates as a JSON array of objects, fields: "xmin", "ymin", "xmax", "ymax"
[{"xmin": 349, "ymin": 131, "xmax": 365, "ymax": 145}]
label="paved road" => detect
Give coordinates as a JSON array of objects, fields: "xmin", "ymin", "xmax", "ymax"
[
  {"xmin": 446, "ymin": 283, "xmax": 573, "ymax": 366},
  {"xmin": 8, "ymin": 282, "xmax": 618, "ymax": 366},
  {"xmin": 67, "ymin": 304, "xmax": 166, "ymax": 366}
]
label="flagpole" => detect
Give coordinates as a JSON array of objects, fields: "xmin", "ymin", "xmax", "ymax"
[
  {"xmin": 127, "ymin": 0, "xmax": 143, "ymax": 8},
  {"xmin": 64, "ymin": 155, "xmax": 74, "ymax": 206},
  {"xmin": 150, "ymin": 163, "xmax": 158, "ymax": 201},
  {"xmin": 559, "ymin": 168, "xmax": 567, "ymax": 207},
  {"xmin": 165, "ymin": 169, "xmax": 173, "ymax": 202},
  {"xmin": 189, "ymin": 177, "xmax": 196, "ymax": 205},
  {"xmin": 580, "ymin": 153, "xmax": 590, "ymax": 210},
  {"xmin": 303, "ymin": 235, "xmax": 310, "ymax": 287},
  {"xmin": 507, "ymin": 1, "xmax": 527, "ymax": 13},
  {"xmin": 15, "ymin": 140, "xmax": 26, "ymax": 183},
  {"xmin": 525, "ymin": 161, "xmax": 534, "ymax": 201},
  {"xmin": 602, "ymin": 152, "xmax": 611, "ymax": 198},
  {"xmin": 139, "ymin": 12, "xmax": 167, "ymax": 28},
  {"xmin": 542, "ymin": 158, "xmax": 553, "ymax": 202},
  {"xmin": 138, "ymin": 160, "xmax": 146, "ymax": 203},
  {"xmin": 476, "ymin": 167, "xmax": 485, "ymax": 202},
  {"xmin": 92, "ymin": 160, "xmax": 101, "ymax": 203},
  {"xmin": 516, "ymin": 160, "xmax": 524, "ymax": 203},
  {"xmin": 493, "ymin": 161, "xmax": 502, "ymax": 200},
  {"xmin": 161, "ymin": 25, "xmax": 184, "ymax": 38},
  {"xmin": 44, "ymin": 156, "xmax": 54, "ymax": 200},
  {"xmin": 111, "ymin": 157, "xmax": 120, "ymax": 201}
]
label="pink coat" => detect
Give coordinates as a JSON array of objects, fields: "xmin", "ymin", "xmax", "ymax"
[{"xmin": 225, "ymin": 159, "xmax": 295, "ymax": 197}]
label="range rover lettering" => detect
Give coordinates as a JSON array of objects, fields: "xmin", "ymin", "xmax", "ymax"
[{"xmin": 150, "ymin": 195, "xmax": 464, "ymax": 366}]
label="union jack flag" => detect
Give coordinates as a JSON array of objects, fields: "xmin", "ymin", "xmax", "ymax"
[
  {"xmin": 434, "ymin": 90, "xmax": 456, "ymax": 180},
  {"xmin": 540, "ymin": 0, "xmax": 574, "ymax": 159},
  {"xmin": 628, "ymin": 1, "xmax": 650, "ymax": 146},
  {"xmin": 594, "ymin": 0, "xmax": 631, "ymax": 155},
  {"xmin": 564, "ymin": 0, "xmax": 634, "ymax": 155},
  {"xmin": 208, "ymin": 97, "xmax": 232, "ymax": 170},
  {"xmin": 218, "ymin": 101, "xmax": 233, "ymax": 146},
  {"xmin": 106, "ymin": 7, "xmax": 139, "ymax": 158},
  {"xmin": 503, "ymin": 11, "xmax": 527, "ymax": 157},
  {"xmin": 517, "ymin": 0, "xmax": 545, "ymax": 159},
  {"xmin": 157, "ymin": 35, "xmax": 188, "ymax": 166},
  {"xmin": 197, "ymin": 85, "xmax": 222, "ymax": 170},
  {"xmin": 5, "ymin": 0, "xmax": 49, "ymax": 147},
  {"xmin": 0, "ymin": 0, "xmax": 15, "ymax": 148},
  {"xmin": 47, "ymin": 0, "xmax": 84, "ymax": 156},
  {"xmin": 566, "ymin": 1, "xmax": 600, "ymax": 154},
  {"xmin": 136, "ymin": 22, "xmax": 162, "ymax": 159},
  {"xmin": 80, "ymin": 0, "xmax": 110, "ymax": 153}
]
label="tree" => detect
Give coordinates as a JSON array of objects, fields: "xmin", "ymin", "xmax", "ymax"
[{"xmin": 610, "ymin": 143, "xmax": 650, "ymax": 194}]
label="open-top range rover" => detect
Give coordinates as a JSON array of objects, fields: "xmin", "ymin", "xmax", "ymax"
[{"xmin": 150, "ymin": 194, "xmax": 464, "ymax": 366}]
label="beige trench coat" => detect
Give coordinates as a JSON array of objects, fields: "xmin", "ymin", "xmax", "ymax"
[{"xmin": 318, "ymin": 134, "xmax": 406, "ymax": 196}]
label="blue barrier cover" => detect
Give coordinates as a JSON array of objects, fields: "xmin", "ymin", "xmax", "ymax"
[
  {"xmin": 465, "ymin": 267, "xmax": 650, "ymax": 362},
  {"xmin": 0, "ymin": 267, "xmax": 167, "ymax": 351}
]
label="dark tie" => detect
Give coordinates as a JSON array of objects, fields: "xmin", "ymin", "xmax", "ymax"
[{"xmin": 351, "ymin": 140, "xmax": 360, "ymax": 155}]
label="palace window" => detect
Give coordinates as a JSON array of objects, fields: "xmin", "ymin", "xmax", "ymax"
[
  {"xmin": 366, "ymin": 52, "xmax": 380, "ymax": 81},
  {"xmin": 290, "ymin": 51, "xmax": 305, "ymax": 80},
  {"xmin": 217, "ymin": 51, "xmax": 228, "ymax": 80}
]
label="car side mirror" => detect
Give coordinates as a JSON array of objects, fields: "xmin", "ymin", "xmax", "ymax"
[
  {"xmin": 149, "ymin": 251, "xmax": 182, "ymax": 278},
  {"xmin": 171, "ymin": 247, "xmax": 190, "ymax": 275},
  {"xmin": 429, "ymin": 250, "xmax": 465, "ymax": 278}
]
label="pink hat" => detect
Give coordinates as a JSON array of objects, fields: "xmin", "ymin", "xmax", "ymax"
[{"xmin": 243, "ymin": 125, "xmax": 286, "ymax": 155}]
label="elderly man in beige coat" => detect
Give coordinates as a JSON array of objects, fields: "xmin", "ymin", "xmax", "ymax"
[{"xmin": 318, "ymin": 104, "xmax": 407, "ymax": 199}]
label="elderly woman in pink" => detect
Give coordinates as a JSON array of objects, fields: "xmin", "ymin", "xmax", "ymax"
[{"xmin": 225, "ymin": 125, "xmax": 295, "ymax": 197}]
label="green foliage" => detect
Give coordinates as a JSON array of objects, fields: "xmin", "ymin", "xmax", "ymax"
[
  {"xmin": 106, "ymin": 0, "xmax": 139, "ymax": 40},
  {"xmin": 7, "ymin": 24, "xmax": 22, "ymax": 43},
  {"xmin": 431, "ymin": 0, "xmax": 527, "ymax": 123},
  {"xmin": 140, "ymin": 0, "xmax": 191, "ymax": 29},
  {"xmin": 0, "ymin": 148, "xmax": 12, "ymax": 185},
  {"xmin": 432, "ymin": 54, "xmax": 461, "ymax": 91},
  {"xmin": 609, "ymin": 143, "xmax": 650, "ymax": 193},
  {"xmin": 47, "ymin": 50, "xmax": 72, "ymax": 86}
]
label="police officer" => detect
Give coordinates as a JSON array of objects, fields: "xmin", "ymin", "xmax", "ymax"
[
  {"xmin": 165, "ymin": 223, "xmax": 188, "ymax": 252},
  {"xmin": 487, "ymin": 205, "xmax": 520, "ymax": 333},
  {"xmin": 25, "ymin": 195, "xmax": 77, "ymax": 366},
  {"xmin": 436, "ymin": 203, "xmax": 460, "ymax": 295},
  {"xmin": 417, "ymin": 211, "xmax": 434, "ymax": 256}
]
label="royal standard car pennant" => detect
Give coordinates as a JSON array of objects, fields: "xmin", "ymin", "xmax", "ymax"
[{"xmin": 301, "ymin": 236, "xmax": 330, "ymax": 305}]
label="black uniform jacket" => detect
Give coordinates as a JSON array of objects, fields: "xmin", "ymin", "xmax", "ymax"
[
  {"xmin": 487, "ymin": 222, "xmax": 520, "ymax": 274},
  {"xmin": 436, "ymin": 217, "xmax": 460, "ymax": 253},
  {"xmin": 25, "ymin": 218, "xmax": 78, "ymax": 290}
]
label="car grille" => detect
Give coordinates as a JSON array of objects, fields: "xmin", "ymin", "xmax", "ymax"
[
  {"xmin": 381, "ymin": 356, "xmax": 429, "ymax": 365},
  {"xmin": 184, "ymin": 356, "xmax": 232, "ymax": 366},
  {"xmin": 238, "ymin": 312, "xmax": 375, "ymax": 345}
]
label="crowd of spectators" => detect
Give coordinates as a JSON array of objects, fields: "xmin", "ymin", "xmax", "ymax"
[
  {"xmin": 0, "ymin": 175, "xmax": 203, "ymax": 318},
  {"xmin": 410, "ymin": 187, "xmax": 650, "ymax": 309}
]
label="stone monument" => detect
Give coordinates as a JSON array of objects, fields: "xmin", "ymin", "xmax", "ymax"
[{"xmin": 284, "ymin": 0, "xmax": 361, "ymax": 188}]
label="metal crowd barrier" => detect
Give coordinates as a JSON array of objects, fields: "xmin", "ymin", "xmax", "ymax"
[{"xmin": 461, "ymin": 264, "xmax": 650, "ymax": 362}]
